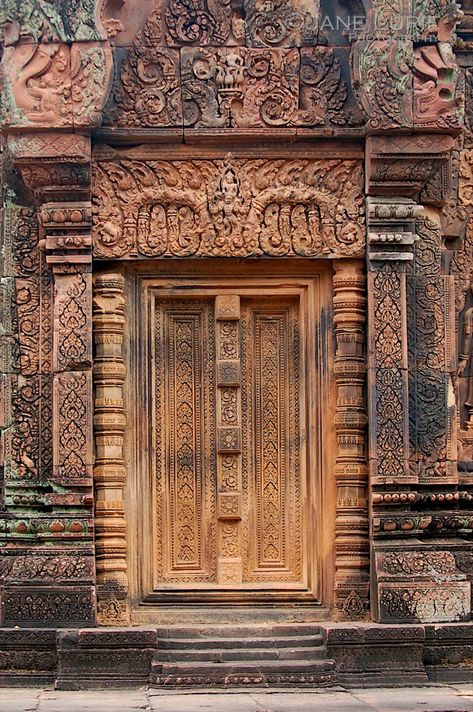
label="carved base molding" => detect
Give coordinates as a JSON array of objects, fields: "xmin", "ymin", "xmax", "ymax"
[{"xmin": 0, "ymin": 624, "xmax": 472, "ymax": 689}]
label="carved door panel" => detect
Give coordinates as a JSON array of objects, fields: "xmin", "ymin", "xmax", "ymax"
[{"xmin": 145, "ymin": 281, "xmax": 317, "ymax": 600}]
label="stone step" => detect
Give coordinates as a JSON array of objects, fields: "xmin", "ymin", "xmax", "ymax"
[
  {"xmin": 157, "ymin": 634, "xmax": 324, "ymax": 650},
  {"xmin": 155, "ymin": 646, "xmax": 328, "ymax": 662},
  {"xmin": 156, "ymin": 624, "xmax": 323, "ymax": 639},
  {"xmin": 151, "ymin": 659, "xmax": 337, "ymax": 687}
]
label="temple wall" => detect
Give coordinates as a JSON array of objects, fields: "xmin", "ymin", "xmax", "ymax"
[{"xmin": 0, "ymin": 0, "xmax": 472, "ymax": 643}]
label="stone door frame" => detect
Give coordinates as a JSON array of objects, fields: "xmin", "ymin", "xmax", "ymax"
[{"xmin": 92, "ymin": 256, "xmax": 369, "ymax": 624}]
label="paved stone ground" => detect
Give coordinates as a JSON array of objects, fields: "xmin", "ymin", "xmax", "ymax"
[{"xmin": 1, "ymin": 685, "xmax": 472, "ymax": 712}]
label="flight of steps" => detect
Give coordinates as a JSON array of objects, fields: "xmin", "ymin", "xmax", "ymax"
[{"xmin": 150, "ymin": 623, "xmax": 337, "ymax": 687}]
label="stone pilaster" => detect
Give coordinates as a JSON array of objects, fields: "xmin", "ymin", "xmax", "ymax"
[
  {"xmin": 332, "ymin": 260, "xmax": 369, "ymax": 620},
  {"xmin": 93, "ymin": 273, "xmax": 129, "ymax": 625},
  {"xmin": 367, "ymin": 182, "xmax": 470, "ymax": 624},
  {"xmin": 0, "ymin": 135, "xmax": 97, "ymax": 626}
]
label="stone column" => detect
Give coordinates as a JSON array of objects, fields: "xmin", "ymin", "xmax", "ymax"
[
  {"xmin": 332, "ymin": 260, "xmax": 369, "ymax": 620},
  {"xmin": 93, "ymin": 273, "xmax": 129, "ymax": 625}
]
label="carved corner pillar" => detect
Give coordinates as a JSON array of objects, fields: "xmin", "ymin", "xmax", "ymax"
[
  {"xmin": 367, "ymin": 198, "xmax": 418, "ymax": 624},
  {"xmin": 0, "ymin": 135, "xmax": 97, "ymax": 627},
  {"xmin": 332, "ymin": 260, "xmax": 369, "ymax": 621},
  {"xmin": 367, "ymin": 193, "xmax": 470, "ymax": 623},
  {"xmin": 41, "ymin": 200, "xmax": 96, "ymax": 625},
  {"xmin": 92, "ymin": 273, "xmax": 129, "ymax": 625}
]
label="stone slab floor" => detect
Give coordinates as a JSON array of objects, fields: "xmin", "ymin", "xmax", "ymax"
[{"xmin": 1, "ymin": 686, "xmax": 473, "ymax": 712}]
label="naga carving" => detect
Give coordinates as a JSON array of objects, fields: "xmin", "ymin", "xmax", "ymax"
[
  {"xmin": 92, "ymin": 156, "xmax": 365, "ymax": 259},
  {"xmin": 1, "ymin": 40, "xmax": 113, "ymax": 128}
]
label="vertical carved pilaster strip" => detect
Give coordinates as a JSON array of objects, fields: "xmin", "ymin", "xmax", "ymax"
[
  {"xmin": 41, "ymin": 201, "xmax": 96, "ymax": 625},
  {"xmin": 368, "ymin": 269, "xmax": 410, "ymax": 483},
  {"xmin": 215, "ymin": 294, "xmax": 242, "ymax": 585},
  {"xmin": 332, "ymin": 260, "xmax": 369, "ymax": 620},
  {"xmin": 93, "ymin": 273, "xmax": 129, "ymax": 625},
  {"xmin": 367, "ymin": 198, "xmax": 422, "ymax": 486},
  {"xmin": 409, "ymin": 214, "xmax": 457, "ymax": 483}
]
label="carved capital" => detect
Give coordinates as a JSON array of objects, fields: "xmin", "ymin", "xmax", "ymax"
[
  {"xmin": 7, "ymin": 132, "xmax": 91, "ymax": 203},
  {"xmin": 366, "ymin": 135, "xmax": 455, "ymax": 206},
  {"xmin": 367, "ymin": 197, "xmax": 423, "ymax": 265}
]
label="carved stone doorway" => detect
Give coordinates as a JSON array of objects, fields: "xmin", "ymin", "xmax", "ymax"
[{"xmin": 127, "ymin": 265, "xmax": 334, "ymax": 615}]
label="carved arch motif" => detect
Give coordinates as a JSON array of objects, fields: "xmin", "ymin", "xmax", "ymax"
[{"xmin": 92, "ymin": 156, "xmax": 365, "ymax": 259}]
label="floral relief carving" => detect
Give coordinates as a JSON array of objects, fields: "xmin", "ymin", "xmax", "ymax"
[
  {"xmin": 92, "ymin": 157, "xmax": 365, "ymax": 259},
  {"xmin": 165, "ymin": 0, "xmax": 233, "ymax": 47},
  {"xmin": 2, "ymin": 588, "xmax": 95, "ymax": 624},
  {"xmin": 54, "ymin": 372, "xmax": 90, "ymax": 482},
  {"xmin": 299, "ymin": 47, "xmax": 364, "ymax": 127},
  {"xmin": 380, "ymin": 585, "xmax": 469, "ymax": 623},
  {"xmin": 57, "ymin": 273, "xmax": 89, "ymax": 371},
  {"xmin": 244, "ymin": 0, "xmax": 319, "ymax": 48},
  {"xmin": 181, "ymin": 47, "xmax": 299, "ymax": 128},
  {"xmin": 379, "ymin": 551, "xmax": 459, "ymax": 578},
  {"xmin": 0, "ymin": 554, "xmax": 94, "ymax": 582},
  {"xmin": 108, "ymin": 6, "xmax": 182, "ymax": 128}
]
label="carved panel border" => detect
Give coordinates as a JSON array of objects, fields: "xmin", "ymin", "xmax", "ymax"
[{"xmin": 120, "ymin": 265, "xmax": 346, "ymax": 621}]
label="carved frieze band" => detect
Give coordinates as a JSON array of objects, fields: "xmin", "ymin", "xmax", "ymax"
[
  {"xmin": 332, "ymin": 260, "xmax": 369, "ymax": 620},
  {"xmin": 92, "ymin": 273, "xmax": 129, "ymax": 626},
  {"xmin": 92, "ymin": 157, "xmax": 365, "ymax": 260}
]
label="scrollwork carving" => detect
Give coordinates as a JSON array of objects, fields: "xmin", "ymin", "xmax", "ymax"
[
  {"xmin": 92, "ymin": 157, "xmax": 365, "ymax": 259},
  {"xmin": 352, "ymin": 39, "xmax": 413, "ymax": 130},
  {"xmin": 244, "ymin": 0, "xmax": 318, "ymax": 48},
  {"xmin": 165, "ymin": 0, "xmax": 232, "ymax": 47},
  {"xmin": 108, "ymin": 7, "xmax": 181, "ymax": 128},
  {"xmin": 2, "ymin": 588, "xmax": 95, "ymax": 624},
  {"xmin": 380, "ymin": 584, "xmax": 469, "ymax": 622},
  {"xmin": 54, "ymin": 372, "xmax": 91, "ymax": 482},
  {"xmin": 299, "ymin": 47, "xmax": 364, "ymax": 127},
  {"xmin": 182, "ymin": 47, "xmax": 299, "ymax": 128}
]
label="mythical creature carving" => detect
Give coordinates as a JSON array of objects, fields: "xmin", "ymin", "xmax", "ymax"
[
  {"xmin": 352, "ymin": 40, "xmax": 413, "ymax": 130},
  {"xmin": 92, "ymin": 156, "xmax": 365, "ymax": 258},
  {"xmin": 1, "ymin": 40, "xmax": 112, "ymax": 128},
  {"xmin": 182, "ymin": 47, "xmax": 299, "ymax": 128},
  {"xmin": 413, "ymin": 43, "xmax": 462, "ymax": 129}
]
